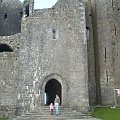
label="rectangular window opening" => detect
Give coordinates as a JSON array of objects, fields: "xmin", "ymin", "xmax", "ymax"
[
  {"xmin": 86, "ymin": 26, "xmax": 90, "ymax": 40},
  {"xmin": 4, "ymin": 13, "xmax": 8, "ymax": 20},
  {"xmin": 20, "ymin": 12, "xmax": 23, "ymax": 17},
  {"xmin": 111, "ymin": 0, "xmax": 115, "ymax": 10},
  {"xmin": 114, "ymin": 23, "xmax": 117, "ymax": 36},
  {"xmin": 52, "ymin": 29, "xmax": 56, "ymax": 39},
  {"xmin": 106, "ymin": 70, "xmax": 109, "ymax": 82},
  {"xmin": 104, "ymin": 47, "xmax": 107, "ymax": 62}
]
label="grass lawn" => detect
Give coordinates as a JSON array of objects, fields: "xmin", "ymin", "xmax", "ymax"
[
  {"xmin": 92, "ymin": 107, "xmax": 120, "ymax": 120},
  {"xmin": 0, "ymin": 117, "xmax": 8, "ymax": 120}
]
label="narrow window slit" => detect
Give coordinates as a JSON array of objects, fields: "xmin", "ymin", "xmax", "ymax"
[
  {"xmin": 111, "ymin": 0, "xmax": 115, "ymax": 10},
  {"xmin": 106, "ymin": 70, "xmax": 109, "ymax": 82},
  {"xmin": 4, "ymin": 13, "xmax": 8, "ymax": 20},
  {"xmin": 104, "ymin": 47, "xmax": 107, "ymax": 62},
  {"xmin": 52, "ymin": 29, "xmax": 56, "ymax": 39},
  {"xmin": 86, "ymin": 27, "xmax": 90, "ymax": 40},
  {"xmin": 20, "ymin": 12, "xmax": 23, "ymax": 17},
  {"xmin": 114, "ymin": 23, "xmax": 117, "ymax": 35}
]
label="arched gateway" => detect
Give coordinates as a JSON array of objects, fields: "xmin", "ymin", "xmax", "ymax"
[
  {"xmin": 45, "ymin": 79, "xmax": 61, "ymax": 105},
  {"xmin": 41, "ymin": 74, "xmax": 68, "ymax": 107}
]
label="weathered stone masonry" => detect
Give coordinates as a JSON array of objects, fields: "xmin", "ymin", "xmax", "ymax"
[
  {"xmin": 91, "ymin": 0, "xmax": 120, "ymax": 105},
  {"xmin": 0, "ymin": 34, "xmax": 20, "ymax": 116},
  {"xmin": 0, "ymin": 0, "xmax": 120, "ymax": 117},
  {"xmin": 17, "ymin": 0, "xmax": 89, "ymax": 115}
]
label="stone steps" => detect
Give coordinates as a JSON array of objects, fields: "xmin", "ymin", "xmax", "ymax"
[
  {"xmin": 10, "ymin": 106, "xmax": 92, "ymax": 120},
  {"xmin": 11, "ymin": 116, "xmax": 92, "ymax": 119}
]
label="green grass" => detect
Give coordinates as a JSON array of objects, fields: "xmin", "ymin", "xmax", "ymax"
[
  {"xmin": 92, "ymin": 107, "xmax": 120, "ymax": 120},
  {"xmin": 0, "ymin": 117, "xmax": 8, "ymax": 120}
]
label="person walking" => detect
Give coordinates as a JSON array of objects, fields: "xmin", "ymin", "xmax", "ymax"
[
  {"xmin": 54, "ymin": 94, "xmax": 60, "ymax": 115},
  {"xmin": 49, "ymin": 103, "xmax": 54, "ymax": 115}
]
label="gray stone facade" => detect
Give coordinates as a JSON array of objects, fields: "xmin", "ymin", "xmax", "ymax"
[
  {"xmin": 17, "ymin": 0, "xmax": 89, "ymax": 115},
  {"xmin": 0, "ymin": 34, "xmax": 20, "ymax": 116},
  {"xmin": 91, "ymin": 0, "xmax": 120, "ymax": 105},
  {"xmin": 0, "ymin": 0, "xmax": 23, "ymax": 36},
  {"xmin": 0, "ymin": 0, "xmax": 120, "ymax": 117}
]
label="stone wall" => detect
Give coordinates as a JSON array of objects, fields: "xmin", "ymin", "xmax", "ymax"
[
  {"xmin": 0, "ymin": 34, "xmax": 20, "ymax": 116},
  {"xmin": 112, "ymin": 0, "xmax": 120, "ymax": 106},
  {"xmin": 17, "ymin": 0, "xmax": 89, "ymax": 115},
  {"xmin": 0, "ymin": 0, "xmax": 23, "ymax": 36},
  {"xmin": 91, "ymin": 0, "xmax": 120, "ymax": 105},
  {"xmin": 0, "ymin": 0, "xmax": 120, "ymax": 117},
  {"xmin": 85, "ymin": 0, "xmax": 96, "ymax": 105}
]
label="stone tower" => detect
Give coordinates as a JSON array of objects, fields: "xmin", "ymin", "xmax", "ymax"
[
  {"xmin": 0, "ymin": 0, "xmax": 23, "ymax": 116},
  {"xmin": 0, "ymin": 0, "xmax": 23, "ymax": 36},
  {"xmin": 88, "ymin": 0, "xmax": 120, "ymax": 106},
  {"xmin": 29, "ymin": 0, "xmax": 34, "ymax": 16},
  {"xmin": 17, "ymin": 0, "xmax": 89, "ymax": 115},
  {"xmin": 23, "ymin": 0, "xmax": 34, "ymax": 16}
]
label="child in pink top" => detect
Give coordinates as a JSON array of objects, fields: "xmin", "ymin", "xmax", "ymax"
[{"xmin": 49, "ymin": 103, "xmax": 54, "ymax": 115}]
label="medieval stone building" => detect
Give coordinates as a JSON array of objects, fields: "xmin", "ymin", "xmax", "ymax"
[{"xmin": 0, "ymin": 0, "xmax": 120, "ymax": 117}]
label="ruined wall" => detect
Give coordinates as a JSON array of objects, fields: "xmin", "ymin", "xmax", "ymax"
[
  {"xmin": 1, "ymin": 0, "xmax": 120, "ymax": 117},
  {"xmin": 0, "ymin": 0, "xmax": 23, "ymax": 36},
  {"xmin": 17, "ymin": 0, "xmax": 89, "ymax": 115},
  {"xmin": 112, "ymin": 0, "xmax": 120, "ymax": 106},
  {"xmin": 91, "ymin": 0, "xmax": 119, "ymax": 105},
  {"xmin": 0, "ymin": 34, "xmax": 20, "ymax": 116}
]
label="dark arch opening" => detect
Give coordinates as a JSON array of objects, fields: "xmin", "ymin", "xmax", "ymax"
[
  {"xmin": 45, "ymin": 79, "xmax": 61, "ymax": 106},
  {"xmin": 0, "ymin": 44, "xmax": 13, "ymax": 52}
]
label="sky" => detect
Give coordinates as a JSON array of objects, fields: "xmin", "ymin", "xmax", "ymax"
[{"xmin": 20, "ymin": 0, "xmax": 58, "ymax": 9}]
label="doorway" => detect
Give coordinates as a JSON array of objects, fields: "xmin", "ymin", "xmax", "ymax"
[{"xmin": 45, "ymin": 79, "xmax": 61, "ymax": 105}]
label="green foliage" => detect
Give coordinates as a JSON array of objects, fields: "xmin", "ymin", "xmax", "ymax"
[{"xmin": 92, "ymin": 107, "xmax": 120, "ymax": 120}]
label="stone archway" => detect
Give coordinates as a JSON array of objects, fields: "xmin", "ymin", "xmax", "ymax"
[
  {"xmin": 40, "ymin": 74, "xmax": 68, "ymax": 107},
  {"xmin": 0, "ymin": 44, "xmax": 13, "ymax": 52},
  {"xmin": 45, "ymin": 79, "xmax": 62, "ymax": 105}
]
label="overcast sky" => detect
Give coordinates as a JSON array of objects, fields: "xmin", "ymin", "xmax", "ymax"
[{"xmin": 20, "ymin": 0, "xmax": 58, "ymax": 9}]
